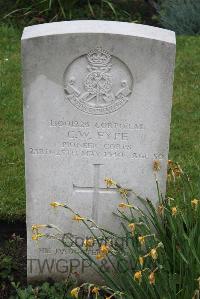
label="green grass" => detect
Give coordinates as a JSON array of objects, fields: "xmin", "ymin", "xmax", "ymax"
[
  {"xmin": 0, "ymin": 25, "xmax": 199, "ymax": 222},
  {"xmin": 169, "ymin": 36, "xmax": 200, "ymax": 181},
  {"xmin": 0, "ymin": 25, "xmax": 25, "ymax": 222}
]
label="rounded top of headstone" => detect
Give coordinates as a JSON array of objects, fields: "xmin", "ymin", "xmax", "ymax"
[{"xmin": 22, "ymin": 20, "xmax": 176, "ymax": 44}]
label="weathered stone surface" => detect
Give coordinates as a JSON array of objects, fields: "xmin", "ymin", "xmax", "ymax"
[{"xmin": 22, "ymin": 20, "xmax": 176, "ymax": 282}]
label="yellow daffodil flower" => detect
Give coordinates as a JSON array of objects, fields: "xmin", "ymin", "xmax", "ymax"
[
  {"xmin": 83, "ymin": 238, "xmax": 94, "ymax": 248},
  {"xmin": 100, "ymin": 244, "xmax": 109, "ymax": 255},
  {"xmin": 138, "ymin": 234, "xmax": 155, "ymax": 246},
  {"xmin": 168, "ymin": 160, "xmax": 174, "ymax": 167},
  {"xmin": 118, "ymin": 188, "xmax": 129, "ymax": 197},
  {"xmin": 134, "ymin": 270, "xmax": 142, "ymax": 283},
  {"xmin": 95, "ymin": 253, "xmax": 104, "ymax": 260},
  {"xmin": 149, "ymin": 271, "xmax": 155, "ymax": 285},
  {"xmin": 150, "ymin": 248, "xmax": 158, "ymax": 261},
  {"xmin": 173, "ymin": 166, "xmax": 182, "ymax": 177},
  {"xmin": 92, "ymin": 287, "xmax": 100, "ymax": 295},
  {"xmin": 31, "ymin": 224, "xmax": 47, "ymax": 233},
  {"xmin": 139, "ymin": 256, "xmax": 144, "ymax": 267},
  {"xmin": 50, "ymin": 202, "xmax": 64, "ymax": 208},
  {"xmin": 153, "ymin": 160, "xmax": 161, "ymax": 172},
  {"xmin": 104, "ymin": 177, "xmax": 116, "ymax": 188},
  {"xmin": 168, "ymin": 161, "xmax": 182, "ymax": 180},
  {"xmin": 32, "ymin": 233, "xmax": 45, "ymax": 241},
  {"xmin": 72, "ymin": 215, "xmax": 86, "ymax": 222},
  {"xmin": 171, "ymin": 206, "xmax": 178, "ymax": 216},
  {"xmin": 191, "ymin": 199, "xmax": 199, "ymax": 209},
  {"xmin": 128, "ymin": 223, "xmax": 136, "ymax": 235},
  {"xmin": 138, "ymin": 236, "xmax": 145, "ymax": 246},
  {"xmin": 71, "ymin": 287, "xmax": 80, "ymax": 298}
]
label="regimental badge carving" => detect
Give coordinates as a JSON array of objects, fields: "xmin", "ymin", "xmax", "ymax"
[{"xmin": 63, "ymin": 47, "xmax": 133, "ymax": 115}]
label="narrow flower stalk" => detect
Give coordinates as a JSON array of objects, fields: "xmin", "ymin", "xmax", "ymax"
[{"xmin": 167, "ymin": 173, "xmax": 172, "ymax": 182}]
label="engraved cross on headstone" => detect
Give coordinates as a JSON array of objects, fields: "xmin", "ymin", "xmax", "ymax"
[{"xmin": 73, "ymin": 164, "xmax": 117, "ymax": 224}]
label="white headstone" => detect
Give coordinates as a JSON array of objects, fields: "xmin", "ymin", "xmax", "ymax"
[{"xmin": 22, "ymin": 20, "xmax": 176, "ymax": 282}]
